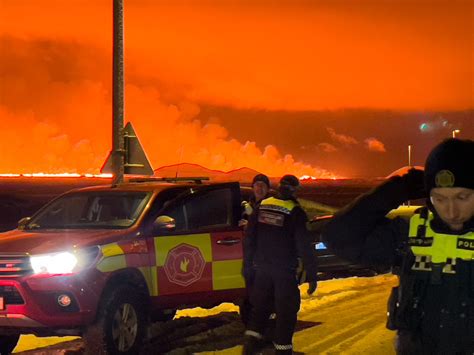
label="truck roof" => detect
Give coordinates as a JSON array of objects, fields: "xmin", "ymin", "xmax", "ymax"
[{"xmin": 65, "ymin": 177, "xmax": 218, "ymax": 194}]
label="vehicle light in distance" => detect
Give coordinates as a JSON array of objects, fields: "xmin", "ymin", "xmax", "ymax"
[{"xmin": 315, "ymin": 242, "xmax": 327, "ymax": 250}]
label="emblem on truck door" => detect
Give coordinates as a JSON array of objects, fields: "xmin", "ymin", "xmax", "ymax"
[{"xmin": 164, "ymin": 244, "xmax": 205, "ymax": 286}]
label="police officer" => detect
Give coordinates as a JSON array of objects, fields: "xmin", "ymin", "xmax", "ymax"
[
  {"xmin": 322, "ymin": 138, "xmax": 474, "ymax": 354},
  {"xmin": 243, "ymin": 175, "xmax": 318, "ymax": 355}
]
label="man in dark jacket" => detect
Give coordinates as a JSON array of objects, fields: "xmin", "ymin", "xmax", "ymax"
[
  {"xmin": 322, "ymin": 138, "xmax": 474, "ymax": 354},
  {"xmin": 239, "ymin": 174, "xmax": 272, "ymax": 325},
  {"xmin": 240, "ymin": 174, "xmax": 271, "ymax": 228},
  {"xmin": 243, "ymin": 175, "xmax": 318, "ymax": 355}
]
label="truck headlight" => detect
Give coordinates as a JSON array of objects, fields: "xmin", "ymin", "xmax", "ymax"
[{"xmin": 30, "ymin": 252, "xmax": 78, "ymax": 275}]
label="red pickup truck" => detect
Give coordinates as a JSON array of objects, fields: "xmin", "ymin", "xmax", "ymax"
[{"xmin": 0, "ymin": 179, "xmax": 248, "ymax": 354}]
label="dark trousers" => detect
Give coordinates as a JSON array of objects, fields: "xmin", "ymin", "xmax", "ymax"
[
  {"xmin": 396, "ymin": 330, "xmax": 474, "ymax": 355},
  {"xmin": 247, "ymin": 265, "xmax": 300, "ymax": 346},
  {"xmin": 395, "ymin": 330, "xmax": 425, "ymax": 355}
]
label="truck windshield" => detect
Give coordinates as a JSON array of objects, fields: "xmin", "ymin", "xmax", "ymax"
[{"xmin": 26, "ymin": 192, "xmax": 151, "ymax": 229}]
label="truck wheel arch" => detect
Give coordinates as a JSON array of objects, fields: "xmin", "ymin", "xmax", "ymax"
[
  {"xmin": 83, "ymin": 283, "xmax": 148, "ymax": 354},
  {"xmin": 98, "ymin": 268, "xmax": 150, "ymax": 319}
]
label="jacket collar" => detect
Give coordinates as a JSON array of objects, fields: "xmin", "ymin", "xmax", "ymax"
[{"xmin": 429, "ymin": 211, "xmax": 474, "ymax": 235}]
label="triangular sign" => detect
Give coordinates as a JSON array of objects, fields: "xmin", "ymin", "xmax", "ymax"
[{"xmin": 101, "ymin": 122, "xmax": 154, "ymax": 175}]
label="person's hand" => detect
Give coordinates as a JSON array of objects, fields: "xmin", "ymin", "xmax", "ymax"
[
  {"xmin": 241, "ymin": 201, "xmax": 253, "ymax": 216},
  {"xmin": 307, "ymin": 280, "xmax": 317, "ymax": 295},
  {"xmin": 402, "ymin": 168, "xmax": 425, "ymax": 200}
]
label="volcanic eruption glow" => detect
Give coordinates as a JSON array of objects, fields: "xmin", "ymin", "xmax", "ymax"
[{"xmin": 0, "ymin": 1, "xmax": 471, "ymax": 178}]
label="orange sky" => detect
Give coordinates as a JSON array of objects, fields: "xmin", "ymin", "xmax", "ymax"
[{"xmin": 0, "ymin": 0, "xmax": 472, "ymax": 176}]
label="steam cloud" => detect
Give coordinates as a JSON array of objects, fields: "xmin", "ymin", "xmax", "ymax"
[
  {"xmin": 365, "ymin": 138, "xmax": 386, "ymax": 153},
  {"xmin": 327, "ymin": 128, "xmax": 358, "ymax": 146},
  {"xmin": 1, "ymin": 1, "xmax": 471, "ymax": 177},
  {"xmin": 0, "ymin": 36, "xmax": 334, "ymax": 178},
  {"xmin": 317, "ymin": 143, "xmax": 338, "ymax": 153}
]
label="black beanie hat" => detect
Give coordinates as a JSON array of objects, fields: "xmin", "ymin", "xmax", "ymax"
[
  {"xmin": 252, "ymin": 174, "xmax": 270, "ymax": 188},
  {"xmin": 280, "ymin": 174, "xmax": 300, "ymax": 188},
  {"xmin": 424, "ymin": 138, "xmax": 474, "ymax": 193},
  {"xmin": 279, "ymin": 174, "xmax": 300, "ymax": 197}
]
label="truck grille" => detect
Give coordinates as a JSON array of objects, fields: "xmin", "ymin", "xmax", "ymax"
[
  {"xmin": 0, "ymin": 255, "xmax": 32, "ymax": 278},
  {"xmin": 0, "ymin": 285, "xmax": 24, "ymax": 304}
]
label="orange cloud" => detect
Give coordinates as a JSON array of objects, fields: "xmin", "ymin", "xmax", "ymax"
[
  {"xmin": 327, "ymin": 128, "xmax": 358, "ymax": 146},
  {"xmin": 0, "ymin": 37, "xmax": 334, "ymax": 177},
  {"xmin": 365, "ymin": 138, "xmax": 386, "ymax": 153},
  {"xmin": 318, "ymin": 143, "xmax": 338, "ymax": 153}
]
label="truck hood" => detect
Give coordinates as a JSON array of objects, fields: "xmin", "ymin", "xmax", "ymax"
[{"xmin": 0, "ymin": 229, "xmax": 134, "ymax": 254}]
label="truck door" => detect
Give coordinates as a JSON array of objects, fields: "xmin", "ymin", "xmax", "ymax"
[{"xmin": 150, "ymin": 183, "xmax": 244, "ymax": 297}]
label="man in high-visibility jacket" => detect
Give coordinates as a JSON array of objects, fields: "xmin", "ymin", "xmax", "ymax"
[
  {"xmin": 243, "ymin": 175, "xmax": 317, "ymax": 355},
  {"xmin": 322, "ymin": 138, "xmax": 474, "ymax": 354}
]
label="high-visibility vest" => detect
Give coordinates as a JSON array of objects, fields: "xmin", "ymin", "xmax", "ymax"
[
  {"xmin": 408, "ymin": 209, "xmax": 474, "ymax": 274},
  {"xmin": 259, "ymin": 196, "xmax": 297, "ymax": 214}
]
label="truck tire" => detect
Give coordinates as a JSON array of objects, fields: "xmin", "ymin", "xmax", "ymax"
[
  {"xmin": 83, "ymin": 285, "xmax": 148, "ymax": 355},
  {"xmin": 0, "ymin": 335, "xmax": 19, "ymax": 355}
]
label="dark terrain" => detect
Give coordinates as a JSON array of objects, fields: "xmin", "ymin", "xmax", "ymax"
[
  {"xmin": 0, "ymin": 177, "xmax": 110, "ymax": 232},
  {"xmin": 0, "ymin": 177, "xmax": 379, "ymax": 232}
]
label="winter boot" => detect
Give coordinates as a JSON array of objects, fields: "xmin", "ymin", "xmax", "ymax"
[
  {"xmin": 273, "ymin": 343, "xmax": 293, "ymax": 355},
  {"xmin": 274, "ymin": 350, "xmax": 293, "ymax": 355},
  {"xmin": 242, "ymin": 333, "xmax": 266, "ymax": 355}
]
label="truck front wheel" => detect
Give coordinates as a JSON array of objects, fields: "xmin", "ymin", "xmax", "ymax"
[
  {"xmin": 84, "ymin": 285, "xmax": 148, "ymax": 354},
  {"xmin": 0, "ymin": 335, "xmax": 19, "ymax": 355}
]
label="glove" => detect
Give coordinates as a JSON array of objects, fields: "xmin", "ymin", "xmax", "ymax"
[
  {"xmin": 241, "ymin": 201, "xmax": 253, "ymax": 216},
  {"xmin": 307, "ymin": 280, "xmax": 317, "ymax": 295},
  {"xmin": 401, "ymin": 168, "xmax": 425, "ymax": 200}
]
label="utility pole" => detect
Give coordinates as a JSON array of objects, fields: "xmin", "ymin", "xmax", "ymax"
[
  {"xmin": 408, "ymin": 144, "xmax": 412, "ymax": 167},
  {"xmin": 407, "ymin": 144, "xmax": 412, "ymax": 207},
  {"xmin": 112, "ymin": 0, "xmax": 125, "ymax": 184}
]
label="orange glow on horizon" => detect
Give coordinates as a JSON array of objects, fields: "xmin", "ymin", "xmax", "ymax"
[
  {"xmin": 300, "ymin": 175, "xmax": 318, "ymax": 181},
  {"xmin": 0, "ymin": 173, "xmax": 113, "ymax": 178},
  {"xmin": 0, "ymin": 172, "xmax": 347, "ymax": 181}
]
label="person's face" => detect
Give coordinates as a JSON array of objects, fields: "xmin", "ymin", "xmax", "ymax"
[
  {"xmin": 430, "ymin": 187, "xmax": 474, "ymax": 231},
  {"xmin": 253, "ymin": 181, "xmax": 269, "ymax": 202}
]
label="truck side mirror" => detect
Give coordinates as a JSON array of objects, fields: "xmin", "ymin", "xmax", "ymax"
[
  {"xmin": 153, "ymin": 215, "xmax": 176, "ymax": 232},
  {"xmin": 18, "ymin": 217, "xmax": 31, "ymax": 230}
]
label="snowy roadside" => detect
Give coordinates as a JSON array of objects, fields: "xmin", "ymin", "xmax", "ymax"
[{"xmin": 13, "ymin": 274, "xmax": 398, "ymax": 354}]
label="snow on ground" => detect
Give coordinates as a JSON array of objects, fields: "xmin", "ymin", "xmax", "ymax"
[
  {"xmin": 14, "ymin": 274, "xmax": 399, "ymax": 354},
  {"xmin": 13, "ymin": 335, "xmax": 79, "ymax": 353},
  {"xmin": 197, "ymin": 274, "xmax": 398, "ymax": 355}
]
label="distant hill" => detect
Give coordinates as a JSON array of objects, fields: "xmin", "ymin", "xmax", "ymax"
[
  {"xmin": 153, "ymin": 163, "xmax": 262, "ymax": 183},
  {"xmin": 222, "ymin": 167, "xmax": 264, "ymax": 182},
  {"xmin": 386, "ymin": 165, "xmax": 424, "ymax": 178}
]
